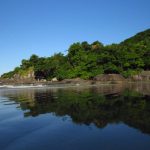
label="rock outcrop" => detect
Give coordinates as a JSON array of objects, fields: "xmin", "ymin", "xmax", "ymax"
[
  {"xmin": 130, "ymin": 71, "xmax": 150, "ymax": 81},
  {"xmin": 0, "ymin": 70, "xmax": 35, "ymax": 85},
  {"xmin": 93, "ymin": 74, "xmax": 125, "ymax": 83},
  {"xmin": 13, "ymin": 71, "xmax": 35, "ymax": 81}
]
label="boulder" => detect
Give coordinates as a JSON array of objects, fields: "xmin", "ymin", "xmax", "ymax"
[{"xmin": 51, "ymin": 77, "xmax": 58, "ymax": 82}]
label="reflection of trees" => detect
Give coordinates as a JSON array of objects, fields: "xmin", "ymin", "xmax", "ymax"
[{"xmin": 2, "ymin": 83, "xmax": 150, "ymax": 134}]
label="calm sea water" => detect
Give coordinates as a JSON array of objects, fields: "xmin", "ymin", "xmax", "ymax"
[{"xmin": 0, "ymin": 83, "xmax": 150, "ymax": 150}]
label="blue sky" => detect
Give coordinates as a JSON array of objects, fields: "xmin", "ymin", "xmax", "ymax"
[{"xmin": 0, "ymin": 0, "xmax": 150, "ymax": 75}]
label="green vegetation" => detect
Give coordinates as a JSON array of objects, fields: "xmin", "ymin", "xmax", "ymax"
[{"xmin": 1, "ymin": 29, "xmax": 150, "ymax": 80}]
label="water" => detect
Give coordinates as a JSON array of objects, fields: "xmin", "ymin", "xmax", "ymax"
[{"xmin": 0, "ymin": 83, "xmax": 150, "ymax": 150}]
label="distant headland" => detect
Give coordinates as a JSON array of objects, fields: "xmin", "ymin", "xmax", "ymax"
[{"xmin": 0, "ymin": 29, "xmax": 150, "ymax": 85}]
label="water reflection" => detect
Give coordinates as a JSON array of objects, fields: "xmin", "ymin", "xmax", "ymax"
[{"xmin": 0, "ymin": 83, "xmax": 150, "ymax": 134}]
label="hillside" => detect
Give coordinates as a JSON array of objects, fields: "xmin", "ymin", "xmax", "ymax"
[
  {"xmin": 1, "ymin": 29, "xmax": 150, "ymax": 81},
  {"xmin": 121, "ymin": 29, "xmax": 150, "ymax": 46}
]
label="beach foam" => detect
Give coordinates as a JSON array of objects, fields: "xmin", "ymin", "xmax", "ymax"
[{"xmin": 0, "ymin": 85, "xmax": 45, "ymax": 89}]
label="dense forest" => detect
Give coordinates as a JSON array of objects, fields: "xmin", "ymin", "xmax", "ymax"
[{"xmin": 1, "ymin": 29, "xmax": 150, "ymax": 80}]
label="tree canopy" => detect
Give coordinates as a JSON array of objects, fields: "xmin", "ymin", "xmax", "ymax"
[{"xmin": 1, "ymin": 29, "xmax": 150, "ymax": 80}]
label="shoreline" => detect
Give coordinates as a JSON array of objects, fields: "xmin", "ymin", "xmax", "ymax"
[
  {"xmin": 0, "ymin": 80, "xmax": 150, "ymax": 88},
  {"xmin": 0, "ymin": 81, "xmax": 150, "ymax": 97},
  {"xmin": 0, "ymin": 72, "xmax": 150, "ymax": 88}
]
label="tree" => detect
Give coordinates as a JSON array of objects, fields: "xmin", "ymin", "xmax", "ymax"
[
  {"xmin": 1, "ymin": 28, "xmax": 150, "ymax": 79},
  {"xmin": 29, "ymin": 54, "xmax": 39, "ymax": 66}
]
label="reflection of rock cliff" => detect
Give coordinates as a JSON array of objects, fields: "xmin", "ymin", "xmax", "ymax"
[
  {"xmin": 127, "ymin": 82, "xmax": 150, "ymax": 96},
  {"xmin": 1, "ymin": 83, "xmax": 150, "ymax": 135}
]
